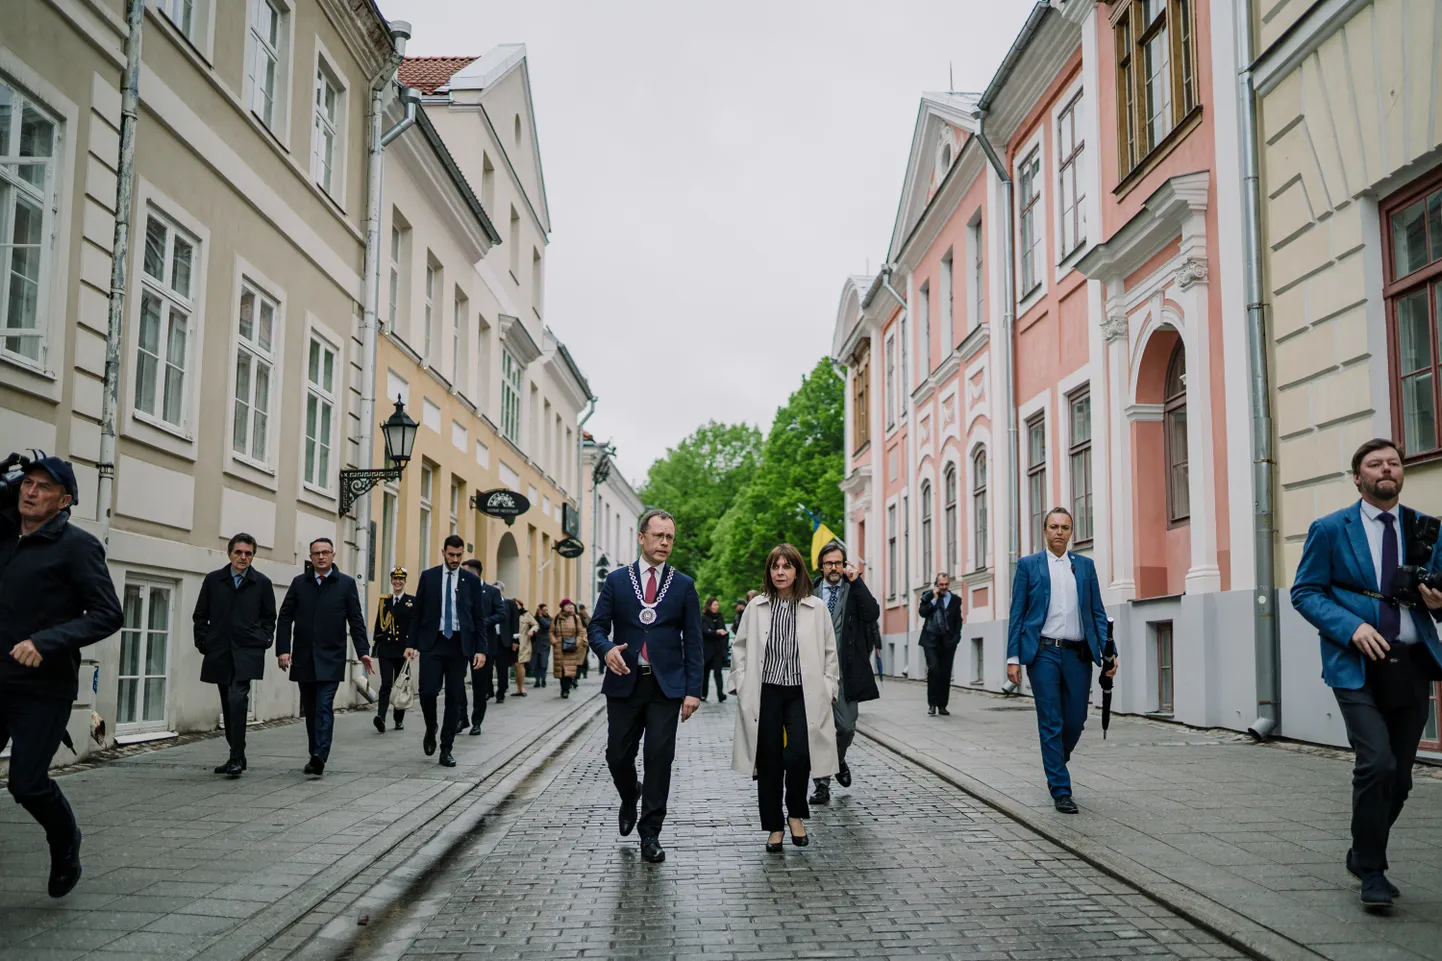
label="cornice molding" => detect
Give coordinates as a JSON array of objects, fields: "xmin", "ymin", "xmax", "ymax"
[
  {"xmin": 1075, "ymin": 171, "xmax": 1209, "ymax": 283},
  {"xmin": 498, "ymin": 314, "xmax": 542, "ymax": 365}
]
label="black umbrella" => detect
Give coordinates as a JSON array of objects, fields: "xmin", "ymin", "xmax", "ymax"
[{"xmin": 1099, "ymin": 617, "xmax": 1117, "ymax": 739}]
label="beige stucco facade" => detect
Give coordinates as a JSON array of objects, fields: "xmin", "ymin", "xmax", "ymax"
[
  {"xmin": 1258, "ymin": 0, "xmax": 1442, "ymax": 745},
  {"xmin": 0, "ymin": 0, "xmax": 396, "ymax": 754}
]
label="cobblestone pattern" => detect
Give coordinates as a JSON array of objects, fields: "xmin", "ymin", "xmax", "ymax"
[{"xmin": 352, "ymin": 701, "xmax": 1247, "ymax": 961}]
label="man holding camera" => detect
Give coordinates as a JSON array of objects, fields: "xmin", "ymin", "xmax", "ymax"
[
  {"xmin": 1292, "ymin": 438, "xmax": 1442, "ymax": 910},
  {"xmin": 918, "ymin": 572, "xmax": 963, "ymax": 716},
  {"xmin": 0, "ymin": 453, "xmax": 122, "ymax": 897}
]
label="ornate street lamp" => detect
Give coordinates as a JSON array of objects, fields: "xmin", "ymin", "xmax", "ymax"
[{"xmin": 339, "ymin": 397, "xmax": 418, "ymax": 517}]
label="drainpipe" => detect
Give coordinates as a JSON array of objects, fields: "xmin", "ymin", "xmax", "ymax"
[
  {"xmin": 352, "ymin": 21, "xmax": 414, "ymax": 702},
  {"xmin": 97, "ymin": 0, "xmax": 147, "ymax": 546},
  {"xmin": 973, "ymin": 112, "xmax": 1020, "ymax": 585},
  {"xmin": 576, "ymin": 398, "xmax": 596, "ymax": 601},
  {"xmin": 1235, "ymin": 1, "xmax": 1280, "ymax": 740},
  {"xmin": 878, "ymin": 269, "xmax": 910, "ymax": 675}
]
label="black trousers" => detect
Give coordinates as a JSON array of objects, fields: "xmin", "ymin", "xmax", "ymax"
[
  {"xmin": 1334, "ymin": 653, "xmax": 1432, "ymax": 872},
  {"xmin": 0, "ymin": 691, "xmax": 77, "ymax": 850},
  {"xmin": 605, "ymin": 671, "xmax": 681, "ymax": 838},
  {"xmin": 701, "ymin": 643, "xmax": 726, "ymax": 699},
  {"xmin": 922, "ymin": 638, "xmax": 958, "ymax": 708},
  {"xmin": 298, "ymin": 681, "xmax": 339, "ymax": 761},
  {"xmin": 420, "ymin": 644, "xmax": 468, "ymax": 752},
  {"xmin": 470, "ymin": 662, "xmax": 492, "ymax": 725},
  {"xmin": 756, "ymin": 683, "xmax": 810, "ymax": 831},
  {"xmin": 216, "ymin": 680, "xmax": 251, "ymax": 760},
  {"xmin": 376, "ymin": 655, "xmax": 407, "ymax": 721}
]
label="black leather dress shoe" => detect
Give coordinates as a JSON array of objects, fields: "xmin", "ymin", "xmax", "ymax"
[
  {"xmin": 835, "ymin": 761, "xmax": 852, "ymax": 788},
  {"xmin": 222, "ymin": 759, "xmax": 243, "ymax": 778},
  {"xmin": 619, "ymin": 793, "xmax": 639, "ymax": 837},
  {"xmin": 808, "ymin": 783, "xmax": 830, "ymax": 805},
  {"xmin": 393, "ymin": 718, "xmax": 405, "ymax": 731},
  {"xmin": 1054, "ymin": 795, "xmax": 1078, "ymax": 814},
  {"xmin": 640, "ymin": 837, "xmax": 665, "ymax": 863},
  {"xmin": 47, "ymin": 830, "xmax": 81, "ymax": 898},
  {"xmin": 303, "ymin": 757, "xmax": 318, "ymax": 775},
  {"xmin": 438, "ymin": 752, "xmax": 456, "ymax": 767},
  {"xmin": 928, "ymin": 705, "xmax": 937, "ymax": 716},
  {"xmin": 938, "ymin": 707, "xmax": 951, "ymax": 716},
  {"xmin": 469, "ymin": 723, "xmax": 483, "ymax": 736},
  {"xmin": 423, "ymin": 728, "xmax": 437, "ymax": 756},
  {"xmin": 454, "ymin": 718, "xmax": 468, "ymax": 736},
  {"xmin": 1348, "ymin": 849, "xmax": 1400, "ymax": 898},
  {"xmin": 213, "ymin": 761, "xmax": 233, "ymax": 775},
  {"xmin": 374, "ymin": 716, "xmax": 386, "ymax": 734}
]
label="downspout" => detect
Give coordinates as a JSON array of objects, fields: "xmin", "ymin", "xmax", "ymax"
[
  {"xmin": 1236, "ymin": 1, "xmax": 1280, "ymax": 739},
  {"xmin": 353, "ymin": 21, "xmax": 414, "ymax": 702},
  {"xmin": 973, "ymin": 112, "xmax": 1020, "ymax": 584},
  {"xmin": 97, "ymin": 0, "xmax": 147, "ymax": 546},
  {"xmin": 577, "ymin": 399, "xmax": 597, "ymax": 602},
  {"xmin": 878, "ymin": 269, "xmax": 910, "ymax": 675}
]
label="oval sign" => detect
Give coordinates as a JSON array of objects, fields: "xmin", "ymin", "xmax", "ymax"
[
  {"xmin": 554, "ymin": 537, "xmax": 585, "ymax": 559},
  {"xmin": 477, "ymin": 488, "xmax": 530, "ymax": 519}
]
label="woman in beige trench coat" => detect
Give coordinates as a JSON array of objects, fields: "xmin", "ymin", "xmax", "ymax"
[{"xmin": 730, "ymin": 543, "xmax": 839, "ymax": 852}]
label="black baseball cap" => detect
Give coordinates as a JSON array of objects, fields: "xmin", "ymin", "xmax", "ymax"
[{"xmin": 26, "ymin": 456, "xmax": 79, "ymax": 505}]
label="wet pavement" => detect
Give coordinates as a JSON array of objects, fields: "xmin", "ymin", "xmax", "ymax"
[{"xmin": 322, "ymin": 698, "xmax": 1247, "ymax": 961}]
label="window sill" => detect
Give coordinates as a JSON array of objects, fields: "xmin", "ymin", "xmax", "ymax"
[
  {"xmin": 1114, "ymin": 107, "xmax": 1204, "ymax": 201},
  {"xmin": 126, "ymin": 412, "xmax": 199, "ymax": 462},
  {"xmin": 1056, "ymin": 242, "xmax": 1090, "ymax": 279},
  {"xmin": 852, "ymin": 440, "xmax": 871, "ymax": 459},
  {"xmin": 1017, "ymin": 283, "xmax": 1046, "ymax": 318},
  {"xmin": 225, "ymin": 454, "xmax": 279, "ymax": 493},
  {"xmin": 298, "ymin": 481, "xmax": 338, "ymax": 515},
  {"xmin": 0, "ymin": 351, "xmax": 61, "ymax": 403}
]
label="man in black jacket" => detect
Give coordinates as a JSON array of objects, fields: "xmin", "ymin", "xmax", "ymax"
[
  {"xmin": 460, "ymin": 559, "xmax": 506, "ymax": 734},
  {"xmin": 193, "ymin": 532, "xmax": 276, "ymax": 777},
  {"xmin": 276, "ymin": 537, "xmax": 372, "ymax": 776},
  {"xmin": 918, "ymin": 572, "xmax": 964, "ymax": 716},
  {"xmin": 0, "ymin": 455, "xmax": 123, "ymax": 898},
  {"xmin": 407, "ymin": 537, "xmax": 488, "ymax": 765},
  {"xmin": 809, "ymin": 542, "xmax": 881, "ymax": 805}
]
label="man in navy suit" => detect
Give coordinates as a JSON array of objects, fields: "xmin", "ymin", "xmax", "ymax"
[
  {"xmin": 588, "ymin": 509, "xmax": 703, "ymax": 863},
  {"xmin": 460, "ymin": 559, "xmax": 506, "ymax": 735},
  {"xmin": 405, "ymin": 535, "xmax": 487, "ymax": 767},
  {"xmin": 1007, "ymin": 507, "xmax": 1115, "ymax": 813},
  {"xmin": 1292, "ymin": 438, "xmax": 1442, "ymax": 910}
]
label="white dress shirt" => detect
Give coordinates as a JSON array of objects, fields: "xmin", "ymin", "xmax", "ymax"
[
  {"xmin": 1008, "ymin": 550, "xmax": 1082, "ymax": 665},
  {"xmin": 637, "ymin": 559, "xmax": 663, "ymax": 665},
  {"xmin": 443, "ymin": 566, "xmax": 460, "ymax": 636},
  {"xmin": 1359, "ymin": 500, "xmax": 1419, "ymax": 643}
]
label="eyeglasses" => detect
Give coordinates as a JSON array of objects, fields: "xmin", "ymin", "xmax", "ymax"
[{"xmin": 820, "ymin": 561, "xmax": 846, "ymax": 569}]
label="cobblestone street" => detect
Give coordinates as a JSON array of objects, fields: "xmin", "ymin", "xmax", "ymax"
[{"xmin": 321, "ymin": 698, "xmax": 1246, "ymax": 961}]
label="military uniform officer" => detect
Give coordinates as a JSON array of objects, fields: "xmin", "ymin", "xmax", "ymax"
[{"xmin": 373, "ymin": 566, "xmax": 415, "ymax": 733}]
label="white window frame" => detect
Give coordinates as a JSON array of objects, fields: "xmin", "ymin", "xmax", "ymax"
[
  {"xmin": 229, "ymin": 267, "xmax": 284, "ymax": 473},
  {"xmin": 117, "ymin": 579, "xmax": 175, "ymax": 734},
  {"xmin": 0, "ymin": 73, "xmax": 64, "ymax": 376},
  {"xmin": 1018, "ymin": 390, "xmax": 1052, "ymax": 554},
  {"xmin": 943, "ymin": 461, "xmax": 958, "ymax": 577},
  {"xmin": 311, "ymin": 47, "xmax": 347, "ymax": 202},
  {"xmin": 968, "ymin": 213, "xmax": 984, "ymax": 332},
  {"xmin": 418, "ymin": 463, "xmax": 433, "ymax": 567},
  {"xmin": 452, "ymin": 291, "xmax": 464, "ymax": 385},
  {"xmin": 1016, "ymin": 140, "xmax": 1044, "ymax": 303},
  {"xmin": 423, "ymin": 261, "xmax": 436, "ymax": 361},
  {"xmin": 245, "ymin": 0, "xmax": 291, "ymax": 139},
  {"xmin": 916, "ymin": 281, "xmax": 931, "ymax": 376},
  {"xmin": 132, "ymin": 205, "xmax": 199, "ymax": 434},
  {"xmin": 970, "ymin": 446, "xmax": 989, "ymax": 572},
  {"xmin": 886, "ymin": 501, "xmax": 898, "ymax": 601},
  {"xmin": 939, "ymin": 250, "xmax": 954, "ymax": 356},
  {"xmin": 449, "ymin": 477, "xmax": 461, "ymax": 535},
  {"xmin": 157, "ymin": 0, "xmax": 196, "ymax": 37},
  {"xmin": 501, "ymin": 348, "xmax": 522, "ymax": 443},
  {"xmin": 884, "ymin": 333, "xmax": 897, "ymax": 430},
  {"xmin": 301, "ymin": 327, "xmax": 339, "ymax": 494},
  {"xmin": 1053, "ymin": 78, "xmax": 1088, "ymax": 270},
  {"xmin": 381, "ymin": 483, "xmax": 398, "ymax": 576}
]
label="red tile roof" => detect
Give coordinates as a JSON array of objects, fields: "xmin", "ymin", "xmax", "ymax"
[{"xmin": 399, "ymin": 56, "xmax": 478, "ymax": 94}]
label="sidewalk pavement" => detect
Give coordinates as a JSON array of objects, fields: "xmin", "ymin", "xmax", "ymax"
[
  {"xmin": 0, "ymin": 681, "xmax": 601, "ymax": 961},
  {"xmin": 857, "ymin": 679, "xmax": 1442, "ymax": 961}
]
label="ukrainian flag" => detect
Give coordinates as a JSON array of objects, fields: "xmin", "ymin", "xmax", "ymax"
[{"xmin": 801, "ymin": 505, "xmax": 843, "ymax": 571}]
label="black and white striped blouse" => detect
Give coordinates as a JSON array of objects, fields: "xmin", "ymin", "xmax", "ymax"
[{"xmin": 761, "ymin": 599, "xmax": 802, "ymax": 686}]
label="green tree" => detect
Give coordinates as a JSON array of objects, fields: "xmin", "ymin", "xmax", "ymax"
[
  {"xmin": 638, "ymin": 421, "xmax": 762, "ymax": 580},
  {"xmin": 701, "ymin": 358, "xmax": 844, "ymax": 603}
]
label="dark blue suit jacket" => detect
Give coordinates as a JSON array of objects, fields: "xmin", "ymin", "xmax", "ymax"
[
  {"xmin": 476, "ymin": 580, "xmax": 507, "ymax": 656},
  {"xmin": 407, "ymin": 565, "xmax": 487, "ymax": 659},
  {"xmin": 1006, "ymin": 551, "xmax": 1109, "ymax": 667},
  {"xmin": 587, "ymin": 561, "xmax": 703, "ymax": 699},
  {"xmin": 1290, "ymin": 501, "xmax": 1442, "ymax": 689}
]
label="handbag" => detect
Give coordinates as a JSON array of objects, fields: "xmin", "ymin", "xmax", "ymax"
[
  {"xmin": 561, "ymin": 636, "xmax": 578, "ymax": 654},
  {"xmin": 390, "ymin": 661, "xmax": 416, "ymax": 710}
]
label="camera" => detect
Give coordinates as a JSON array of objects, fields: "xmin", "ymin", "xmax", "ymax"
[
  {"xmin": 1392, "ymin": 513, "xmax": 1442, "ymax": 607},
  {"xmin": 0, "ymin": 449, "xmax": 48, "ymax": 500}
]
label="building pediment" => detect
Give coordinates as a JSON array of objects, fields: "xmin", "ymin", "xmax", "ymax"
[
  {"xmin": 832, "ymin": 274, "xmax": 875, "ymax": 363},
  {"xmin": 887, "ymin": 93, "xmax": 980, "ymax": 265}
]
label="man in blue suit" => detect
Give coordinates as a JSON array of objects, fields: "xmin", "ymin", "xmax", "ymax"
[
  {"xmin": 405, "ymin": 535, "xmax": 487, "ymax": 768},
  {"xmin": 588, "ymin": 509, "xmax": 703, "ymax": 863},
  {"xmin": 1007, "ymin": 507, "xmax": 1115, "ymax": 813},
  {"xmin": 1291, "ymin": 438, "xmax": 1442, "ymax": 910}
]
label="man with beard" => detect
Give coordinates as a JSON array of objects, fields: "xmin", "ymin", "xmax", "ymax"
[
  {"xmin": 1293, "ymin": 438, "xmax": 1442, "ymax": 911},
  {"xmin": 808, "ymin": 542, "xmax": 880, "ymax": 805}
]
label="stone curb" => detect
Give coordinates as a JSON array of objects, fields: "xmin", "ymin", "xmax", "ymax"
[
  {"xmin": 858, "ymin": 720, "xmax": 1329, "ymax": 961},
  {"xmin": 174, "ymin": 689, "xmax": 606, "ymax": 961}
]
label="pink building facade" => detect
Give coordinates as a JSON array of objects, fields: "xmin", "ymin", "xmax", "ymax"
[{"xmin": 834, "ymin": 0, "xmax": 1265, "ymax": 732}]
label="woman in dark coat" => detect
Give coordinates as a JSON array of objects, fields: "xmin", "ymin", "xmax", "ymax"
[
  {"xmin": 192, "ymin": 533, "xmax": 276, "ymax": 776},
  {"xmin": 530, "ymin": 604, "xmax": 552, "ymax": 687},
  {"xmin": 372, "ymin": 566, "xmax": 415, "ymax": 733},
  {"xmin": 701, "ymin": 596, "xmax": 729, "ymax": 702}
]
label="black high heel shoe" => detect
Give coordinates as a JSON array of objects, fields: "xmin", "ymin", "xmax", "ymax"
[
  {"xmin": 789, "ymin": 821, "xmax": 809, "ymax": 846},
  {"xmin": 766, "ymin": 833, "xmax": 784, "ymax": 853}
]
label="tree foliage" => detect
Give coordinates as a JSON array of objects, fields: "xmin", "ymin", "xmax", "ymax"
[
  {"xmin": 637, "ymin": 421, "xmax": 762, "ymax": 581},
  {"xmin": 699, "ymin": 358, "xmax": 844, "ymax": 603}
]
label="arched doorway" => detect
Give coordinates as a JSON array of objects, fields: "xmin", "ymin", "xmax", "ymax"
[
  {"xmin": 496, "ymin": 531, "xmax": 521, "ymax": 598},
  {"xmin": 1132, "ymin": 327, "xmax": 1189, "ymax": 597}
]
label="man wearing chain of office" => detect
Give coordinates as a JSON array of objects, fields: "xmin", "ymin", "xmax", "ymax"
[{"xmin": 1292, "ymin": 438, "xmax": 1442, "ymax": 911}]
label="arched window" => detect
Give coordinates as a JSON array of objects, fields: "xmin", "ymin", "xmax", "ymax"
[
  {"xmin": 1165, "ymin": 342, "xmax": 1189, "ymax": 523},
  {"xmin": 943, "ymin": 465, "xmax": 958, "ymax": 577},
  {"xmin": 940, "ymin": 141, "xmax": 953, "ymax": 171},
  {"xmin": 920, "ymin": 481, "xmax": 934, "ymax": 581},
  {"xmin": 972, "ymin": 449, "xmax": 988, "ymax": 570}
]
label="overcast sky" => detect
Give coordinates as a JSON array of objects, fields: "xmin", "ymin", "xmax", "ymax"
[{"xmin": 382, "ymin": 0, "xmax": 1032, "ymax": 487}]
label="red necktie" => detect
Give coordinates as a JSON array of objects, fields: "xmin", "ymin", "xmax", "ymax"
[{"xmin": 642, "ymin": 568, "xmax": 657, "ymax": 661}]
